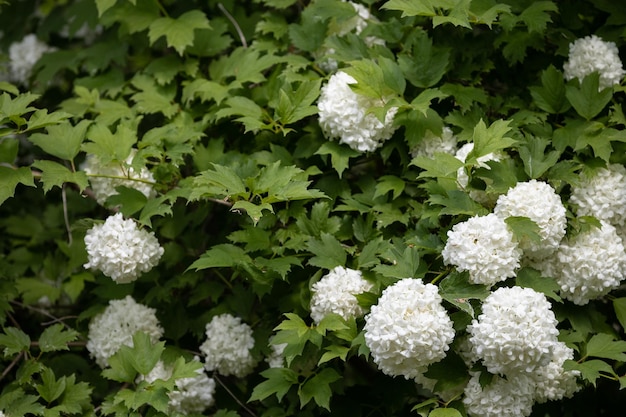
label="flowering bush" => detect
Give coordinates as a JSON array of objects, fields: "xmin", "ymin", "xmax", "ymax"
[{"xmin": 2, "ymin": 0, "xmax": 626, "ymax": 416}]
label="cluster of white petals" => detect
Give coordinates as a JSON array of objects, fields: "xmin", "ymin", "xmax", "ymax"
[
  {"xmin": 84, "ymin": 213, "xmax": 164, "ymax": 283},
  {"xmin": 463, "ymin": 372, "xmax": 535, "ymax": 417},
  {"xmin": 531, "ymin": 341, "xmax": 580, "ymax": 403},
  {"xmin": 455, "ymin": 142, "xmax": 503, "ymax": 204},
  {"xmin": 8, "ymin": 34, "xmax": 54, "ymax": 84},
  {"xmin": 265, "ymin": 340, "xmax": 287, "ymax": 369},
  {"xmin": 532, "ymin": 221, "xmax": 626, "ymax": 305},
  {"xmin": 563, "ymin": 35, "xmax": 625, "ymax": 89},
  {"xmin": 442, "ymin": 214, "xmax": 522, "ymax": 287},
  {"xmin": 494, "ymin": 180, "xmax": 567, "ymax": 260},
  {"xmin": 200, "ymin": 314, "xmax": 257, "ymax": 378},
  {"xmin": 87, "ymin": 295, "xmax": 164, "ymax": 368},
  {"xmin": 310, "ymin": 266, "xmax": 373, "ymax": 324},
  {"xmin": 82, "ymin": 151, "xmax": 156, "ymax": 206},
  {"xmin": 140, "ymin": 359, "xmax": 216, "ymax": 414},
  {"xmin": 364, "ymin": 278, "xmax": 455, "ymax": 379},
  {"xmin": 467, "ymin": 287, "xmax": 559, "ymax": 376},
  {"xmin": 318, "ymin": 71, "xmax": 398, "ymax": 152},
  {"xmin": 411, "ymin": 127, "xmax": 458, "ymax": 159},
  {"xmin": 570, "ymin": 164, "xmax": 626, "ymax": 227}
]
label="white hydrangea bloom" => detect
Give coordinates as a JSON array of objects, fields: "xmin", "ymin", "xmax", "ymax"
[
  {"xmin": 532, "ymin": 221, "xmax": 626, "ymax": 305},
  {"xmin": 364, "ymin": 278, "xmax": 455, "ymax": 379},
  {"xmin": 140, "ymin": 358, "xmax": 216, "ymax": 414},
  {"xmin": 442, "ymin": 214, "xmax": 522, "ymax": 287},
  {"xmin": 310, "ymin": 266, "xmax": 373, "ymax": 324},
  {"xmin": 84, "ymin": 213, "xmax": 164, "ymax": 284},
  {"xmin": 318, "ymin": 71, "xmax": 398, "ymax": 152},
  {"xmin": 200, "ymin": 313, "xmax": 257, "ymax": 378},
  {"xmin": 87, "ymin": 295, "xmax": 164, "ymax": 368},
  {"xmin": 410, "ymin": 127, "xmax": 458, "ymax": 159},
  {"xmin": 463, "ymin": 372, "xmax": 536, "ymax": 417},
  {"xmin": 265, "ymin": 340, "xmax": 287, "ymax": 369},
  {"xmin": 563, "ymin": 35, "xmax": 625, "ymax": 90},
  {"xmin": 570, "ymin": 164, "xmax": 626, "ymax": 227},
  {"xmin": 8, "ymin": 34, "xmax": 54, "ymax": 84},
  {"xmin": 467, "ymin": 287, "xmax": 559, "ymax": 376},
  {"xmin": 494, "ymin": 180, "xmax": 567, "ymax": 260},
  {"xmin": 531, "ymin": 341, "xmax": 580, "ymax": 403},
  {"xmin": 82, "ymin": 151, "xmax": 156, "ymax": 206}
]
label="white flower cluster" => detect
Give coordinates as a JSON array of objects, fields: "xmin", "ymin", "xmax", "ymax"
[
  {"xmin": 411, "ymin": 127, "xmax": 458, "ymax": 159},
  {"xmin": 141, "ymin": 359, "xmax": 216, "ymax": 414},
  {"xmin": 318, "ymin": 71, "xmax": 398, "ymax": 152},
  {"xmin": 82, "ymin": 151, "xmax": 156, "ymax": 206},
  {"xmin": 364, "ymin": 278, "xmax": 455, "ymax": 379},
  {"xmin": 87, "ymin": 295, "xmax": 164, "ymax": 368},
  {"xmin": 455, "ymin": 142, "xmax": 503, "ymax": 204},
  {"xmin": 463, "ymin": 287, "xmax": 579, "ymax": 416},
  {"xmin": 532, "ymin": 221, "xmax": 626, "ymax": 305},
  {"xmin": 84, "ymin": 213, "xmax": 164, "ymax": 284},
  {"xmin": 310, "ymin": 266, "xmax": 373, "ymax": 324},
  {"xmin": 442, "ymin": 214, "xmax": 522, "ymax": 287},
  {"xmin": 467, "ymin": 287, "xmax": 559, "ymax": 375},
  {"xmin": 265, "ymin": 339, "xmax": 287, "ymax": 369},
  {"xmin": 563, "ymin": 34, "xmax": 625, "ymax": 89},
  {"xmin": 8, "ymin": 34, "xmax": 54, "ymax": 84},
  {"xmin": 494, "ymin": 180, "xmax": 567, "ymax": 260},
  {"xmin": 463, "ymin": 372, "xmax": 536, "ymax": 417},
  {"xmin": 570, "ymin": 164, "xmax": 626, "ymax": 227},
  {"xmin": 199, "ymin": 313, "xmax": 257, "ymax": 378}
]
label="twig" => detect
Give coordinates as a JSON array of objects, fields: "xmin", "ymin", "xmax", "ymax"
[
  {"xmin": 0, "ymin": 352, "xmax": 23, "ymax": 383},
  {"xmin": 218, "ymin": 3, "xmax": 248, "ymax": 48},
  {"xmin": 62, "ymin": 184, "xmax": 73, "ymax": 246},
  {"xmin": 213, "ymin": 374, "xmax": 257, "ymax": 417}
]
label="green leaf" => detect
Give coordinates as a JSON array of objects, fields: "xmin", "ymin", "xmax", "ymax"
[
  {"xmin": 316, "ymin": 314, "xmax": 350, "ymax": 335},
  {"xmin": 307, "ymin": 233, "xmax": 347, "ymax": 269},
  {"xmin": 188, "ymin": 244, "xmax": 253, "ymax": 271},
  {"xmin": 428, "ymin": 190, "xmax": 489, "ymax": 217},
  {"xmin": 0, "ymin": 92, "xmax": 39, "ymax": 127},
  {"xmin": 24, "ymin": 109, "xmax": 71, "ymax": 132},
  {"xmin": 0, "ymin": 137, "xmax": 18, "ymax": 163},
  {"xmin": 429, "ymin": 408, "xmax": 463, "ymax": 417},
  {"xmin": 273, "ymin": 79, "xmax": 321, "ymax": 125},
  {"xmin": 0, "ymin": 166, "xmax": 35, "ymax": 206},
  {"xmin": 148, "ymin": 10, "xmax": 211, "ymax": 55},
  {"xmin": 232, "ymin": 200, "xmax": 274, "ymax": 225},
  {"xmin": 27, "ymin": 120, "xmax": 91, "ymax": 161},
  {"xmin": 31, "ymin": 160, "xmax": 89, "ymax": 193},
  {"xmin": 107, "ymin": 186, "xmax": 148, "ymax": 217},
  {"xmin": 381, "ymin": 0, "xmax": 435, "ymax": 17},
  {"xmin": 563, "ymin": 359, "xmax": 614, "ymax": 387},
  {"xmin": 504, "ymin": 216, "xmax": 542, "ymax": 245},
  {"xmin": 0, "ymin": 327, "xmax": 31, "ymax": 356},
  {"xmin": 613, "ymin": 298, "xmax": 626, "ymax": 332},
  {"xmin": 424, "ymin": 352, "xmax": 469, "ymax": 394},
  {"xmin": 585, "ymin": 333, "xmax": 626, "ymax": 361},
  {"xmin": 518, "ymin": 135, "xmax": 561, "ymax": 179},
  {"xmin": 35, "ymin": 367, "xmax": 66, "ymax": 403},
  {"xmin": 37, "ymin": 324, "xmax": 79, "ymax": 353},
  {"xmin": 519, "ymin": 1, "xmax": 557, "ymax": 33},
  {"xmin": 315, "ymin": 141, "xmax": 361, "ymax": 177},
  {"xmin": 373, "ymin": 245, "xmax": 426, "ymax": 279},
  {"xmin": 413, "ymin": 152, "xmax": 464, "ymax": 179},
  {"xmin": 318, "ymin": 345, "xmax": 350, "ymax": 365},
  {"xmin": 214, "ymin": 96, "xmax": 267, "ymax": 133},
  {"xmin": 254, "ymin": 256, "xmax": 302, "ymax": 279},
  {"xmin": 95, "ymin": 0, "xmax": 118, "ymax": 16},
  {"xmin": 374, "ymin": 175, "xmax": 405, "ymax": 200},
  {"xmin": 565, "ymin": 73, "xmax": 613, "ymax": 120},
  {"xmin": 529, "ymin": 65, "xmax": 570, "ymax": 114},
  {"xmin": 410, "ymin": 89, "xmax": 448, "ymax": 116},
  {"xmin": 467, "ymin": 119, "xmax": 515, "ymax": 162},
  {"xmin": 515, "ymin": 267, "xmax": 561, "ymax": 302},
  {"xmin": 439, "ymin": 271, "xmax": 489, "ymax": 316},
  {"xmin": 250, "ymin": 368, "xmax": 299, "ymax": 403},
  {"xmin": 83, "ymin": 122, "xmax": 136, "ymax": 164},
  {"xmin": 190, "ymin": 163, "xmax": 248, "ymax": 201},
  {"xmin": 433, "ymin": 0, "xmax": 472, "ymax": 28},
  {"xmin": 182, "ymin": 78, "xmax": 230, "ymax": 105},
  {"xmin": 343, "ymin": 58, "xmax": 400, "ymax": 100},
  {"xmin": 126, "ymin": 332, "xmax": 165, "ymax": 375},
  {"xmin": 298, "ymin": 368, "xmax": 341, "ymax": 411}
]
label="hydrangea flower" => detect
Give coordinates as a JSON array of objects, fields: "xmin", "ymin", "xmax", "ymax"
[
  {"xmin": 532, "ymin": 221, "xmax": 626, "ymax": 305},
  {"xmin": 199, "ymin": 313, "xmax": 257, "ymax": 378},
  {"xmin": 140, "ymin": 358, "xmax": 216, "ymax": 414},
  {"xmin": 410, "ymin": 127, "xmax": 458, "ymax": 159},
  {"xmin": 563, "ymin": 34, "xmax": 625, "ymax": 89},
  {"xmin": 442, "ymin": 214, "xmax": 522, "ymax": 287},
  {"xmin": 318, "ymin": 71, "xmax": 398, "ymax": 152},
  {"xmin": 310, "ymin": 266, "xmax": 374, "ymax": 324},
  {"xmin": 82, "ymin": 150, "xmax": 156, "ymax": 206},
  {"xmin": 531, "ymin": 341, "xmax": 580, "ymax": 404},
  {"xmin": 364, "ymin": 278, "xmax": 455, "ymax": 379},
  {"xmin": 569, "ymin": 164, "xmax": 626, "ymax": 227},
  {"xmin": 84, "ymin": 213, "xmax": 164, "ymax": 284},
  {"xmin": 494, "ymin": 180, "xmax": 567, "ymax": 260},
  {"xmin": 463, "ymin": 372, "xmax": 536, "ymax": 417},
  {"xmin": 8, "ymin": 34, "xmax": 54, "ymax": 84},
  {"xmin": 87, "ymin": 295, "xmax": 164, "ymax": 368},
  {"xmin": 467, "ymin": 287, "xmax": 559, "ymax": 376}
]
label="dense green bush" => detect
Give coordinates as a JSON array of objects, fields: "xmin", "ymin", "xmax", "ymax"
[{"xmin": 2, "ymin": 0, "xmax": 626, "ymax": 416}]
